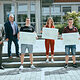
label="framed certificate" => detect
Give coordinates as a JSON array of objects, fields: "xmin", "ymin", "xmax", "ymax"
[
  {"xmin": 62, "ymin": 32, "xmax": 79, "ymax": 45},
  {"xmin": 42, "ymin": 28, "xmax": 58, "ymax": 40},
  {"xmin": 19, "ymin": 32, "xmax": 36, "ymax": 44}
]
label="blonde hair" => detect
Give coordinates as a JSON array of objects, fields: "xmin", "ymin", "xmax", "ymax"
[{"xmin": 46, "ymin": 17, "xmax": 54, "ymax": 27}]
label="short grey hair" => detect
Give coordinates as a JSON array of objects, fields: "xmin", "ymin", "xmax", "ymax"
[{"xmin": 9, "ymin": 14, "xmax": 14, "ymax": 18}]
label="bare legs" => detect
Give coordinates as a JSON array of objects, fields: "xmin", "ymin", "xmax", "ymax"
[
  {"xmin": 29, "ymin": 53, "xmax": 33, "ymax": 65},
  {"xmin": 20, "ymin": 53, "xmax": 33, "ymax": 65},
  {"xmin": 65, "ymin": 55, "xmax": 76, "ymax": 64}
]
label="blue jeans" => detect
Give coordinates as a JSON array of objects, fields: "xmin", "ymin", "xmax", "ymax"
[
  {"xmin": 65, "ymin": 45, "xmax": 76, "ymax": 55},
  {"xmin": 8, "ymin": 36, "xmax": 19, "ymax": 57}
]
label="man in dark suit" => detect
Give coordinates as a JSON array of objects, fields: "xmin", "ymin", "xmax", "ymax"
[{"xmin": 4, "ymin": 14, "xmax": 20, "ymax": 58}]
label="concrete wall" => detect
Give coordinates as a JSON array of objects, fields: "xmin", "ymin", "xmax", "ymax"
[{"xmin": 0, "ymin": 2, "xmax": 4, "ymax": 25}]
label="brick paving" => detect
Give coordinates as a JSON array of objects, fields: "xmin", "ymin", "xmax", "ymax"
[{"xmin": 0, "ymin": 67, "xmax": 80, "ymax": 80}]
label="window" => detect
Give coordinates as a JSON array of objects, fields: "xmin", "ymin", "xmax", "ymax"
[
  {"xmin": 30, "ymin": 2, "xmax": 35, "ymax": 12},
  {"xmin": 51, "ymin": 5, "xmax": 61, "ymax": 15},
  {"xmin": 63, "ymin": 7, "xmax": 71, "ymax": 15},
  {"xmin": 42, "ymin": 5, "xmax": 61, "ymax": 25},
  {"xmin": 52, "ymin": 15, "xmax": 61, "ymax": 23},
  {"xmin": 78, "ymin": 6, "xmax": 80, "ymax": 12},
  {"xmin": 51, "ymin": 5, "xmax": 61, "ymax": 23},
  {"xmin": 4, "ymin": 4, "xmax": 15, "ymax": 22},
  {"xmin": 17, "ymin": 3, "xmax": 28, "ymax": 26},
  {"xmin": 30, "ymin": 2, "xmax": 36, "ymax": 30},
  {"xmin": 42, "ymin": 5, "xmax": 50, "ymax": 25},
  {"xmin": 18, "ymin": 4, "xmax": 27, "ymax": 14},
  {"xmin": 42, "ymin": 7, "xmax": 50, "ymax": 15}
]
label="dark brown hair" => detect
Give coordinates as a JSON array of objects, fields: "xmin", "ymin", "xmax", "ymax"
[{"xmin": 68, "ymin": 18, "xmax": 73, "ymax": 21}]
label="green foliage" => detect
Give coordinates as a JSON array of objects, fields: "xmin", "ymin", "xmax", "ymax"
[
  {"xmin": 63, "ymin": 11, "xmax": 80, "ymax": 26},
  {"xmin": 75, "ymin": 23, "xmax": 80, "ymax": 33},
  {"xmin": 55, "ymin": 11, "xmax": 80, "ymax": 34},
  {"xmin": 55, "ymin": 23, "xmax": 67, "ymax": 34},
  {"xmin": 55, "ymin": 23, "xmax": 80, "ymax": 34}
]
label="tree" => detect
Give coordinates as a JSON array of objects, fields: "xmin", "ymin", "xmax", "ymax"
[
  {"xmin": 63, "ymin": 11, "xmax": 80, "ymax": 33},
  {"xmin": 63, "ymin": 11, "xmax": 80, "ymax": 26}
]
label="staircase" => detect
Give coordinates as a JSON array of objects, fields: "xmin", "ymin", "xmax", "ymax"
[{"xmin": 2, "ymin": 52, "xmax": 80, "ymax": 68}]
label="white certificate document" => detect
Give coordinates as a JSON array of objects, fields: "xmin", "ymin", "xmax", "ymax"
[
  {"xmin": 62, "ymin": 32, "xmax": 79, "ymax": 45},
  {"xmin": 42, "ymin": 28, "xmax": 58, "ymax": 40},
  {"xmin": 19, "ymin": 32, "xmax": 36, "ymax": 44}
]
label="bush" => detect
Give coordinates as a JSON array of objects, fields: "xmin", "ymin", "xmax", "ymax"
[
  {"xmin": 55, "ymin": 11, "xmax": 80, "ymax": 34},
  {"xmin": 55, "ymin": 23, "xmax": 80, "ymax": 34},
  {"xmin": 55, "ymin": 23, "xmax": 67, "ymax": 34},
  {"xmin": 75, "ymin": 23, "xmax": 80, "ymax": 33},
  {"xmin": 63, "ymin": 11, "xmax": 80, "ymax": 27}
]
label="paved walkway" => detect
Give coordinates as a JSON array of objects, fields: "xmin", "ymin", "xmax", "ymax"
[
  {"xmin": 0, "ymin": 67, "xmax": 80, "ymax": 80},
  {"xmin": 1, "ymin": 40, "xmax": 80, "ymax": 80}
]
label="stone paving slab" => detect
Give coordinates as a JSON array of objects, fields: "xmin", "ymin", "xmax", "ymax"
[{"xmin": 0, "ymin": 67, "xmax": 80, "ymax": 80}]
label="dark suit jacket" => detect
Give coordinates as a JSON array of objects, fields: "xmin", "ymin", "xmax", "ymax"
[{"xmin": 4, "ymin": 21, "xmax": 19, "ymax": 40}]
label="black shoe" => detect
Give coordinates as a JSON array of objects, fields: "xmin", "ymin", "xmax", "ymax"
[
  {"xmin": 73, "ymin": 63, "xmax": 78, "ymax": 68},
  {"xmin": 0, "ymin": 66, "xmax": 4, "ymax": 70},
  {"xmin": 9, "ymin": 56, "xmax": 13, "ymax": 59},
  {"xmin": 64, "ymin": 64, "xmax": 68, "ymax": 68},
  {"xmin": 16, "ymin": 55, "xmax": 20, "ymax": 58}
]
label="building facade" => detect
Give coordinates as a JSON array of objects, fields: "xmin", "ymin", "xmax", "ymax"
[{"xmin": 0, "ymin": 0, "xmax": 80, "ymax": 33}]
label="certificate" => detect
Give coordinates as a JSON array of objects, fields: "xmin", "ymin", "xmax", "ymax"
[
  {"xmin": 42, "ymin": 28, "xmax": 58, "ymax": 40},
  {"xmin": 19, "ymin": 32, "xmax": 36, "ymax": 44},
  {"xmin": 62, "ymin": 32, "xmax": 79, "ymax": 45}
]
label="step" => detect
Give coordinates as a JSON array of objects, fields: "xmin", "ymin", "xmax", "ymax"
[
  {"xmin": 2, "ymin": 52, "xmax": 80, "ymax": 57},
  {"xmin": 2, "ymin": 55, "xmax": 80, "ymax": 62},
  {"xmin": 2, "ymin": 61, "xmax": 80, "ymax": 68}
]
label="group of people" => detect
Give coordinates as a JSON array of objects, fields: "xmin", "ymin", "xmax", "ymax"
[
  {"xmin": 0, "ymin": 14, "xmax": 78, "ymax": 70},
  {"xmin": 45, "ymin": 17, "xmax": 78, "ymax": 68}
]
